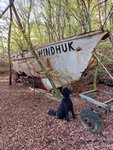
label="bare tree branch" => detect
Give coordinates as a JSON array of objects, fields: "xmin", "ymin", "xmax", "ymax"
[
  {"xmin": 0, "ymin": 0, "xmax": 14, "ymax": 18},
  {"xmin": 91, "ymin": 0, "xmax": 108, "ymax": 15}
]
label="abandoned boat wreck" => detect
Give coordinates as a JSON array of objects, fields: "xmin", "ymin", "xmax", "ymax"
[{"xmin": 11, "ymin": 29, "xmax": 109, "ymax": 90}]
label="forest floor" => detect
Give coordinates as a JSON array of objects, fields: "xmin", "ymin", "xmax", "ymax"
[{"xmin": 0, "ymin": 65, "xmax": 113, "ymax": 150}]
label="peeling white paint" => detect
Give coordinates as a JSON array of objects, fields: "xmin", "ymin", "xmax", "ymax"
[{"xmin": 12, "ymin": 30, "xmax": 108, "ymax": 90}]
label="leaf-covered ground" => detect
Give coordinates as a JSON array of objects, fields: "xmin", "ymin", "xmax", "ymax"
[{"xmin": 0, "ymin": 72, "xmax": 113, "ymax": 149}]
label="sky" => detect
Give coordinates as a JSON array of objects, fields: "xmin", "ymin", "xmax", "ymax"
[
  {"xmin": 0, "ymin": 0, "xmax": 6, "ymax": 26},
  {"xmin": 0, "ymin": 0, "xmax": 8, "ymax": 38},
  {"xmin": 0, "ymin": 0, "xmax": 8, "ymax": 12}
]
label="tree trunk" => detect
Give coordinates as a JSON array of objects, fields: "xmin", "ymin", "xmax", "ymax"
[
  {"xmin": 12, "ymin": 2, "xmax": 62, "ymax": 101},
  {"xmin": 7, "ymin": 0, "xmax": 13, "ymax": 85}
]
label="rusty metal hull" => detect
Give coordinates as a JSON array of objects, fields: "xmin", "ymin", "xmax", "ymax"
[{"xmin": 11, "ymin": 30, "xmax": 109, "ymax": 90}]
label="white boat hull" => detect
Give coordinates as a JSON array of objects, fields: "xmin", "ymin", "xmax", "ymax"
[{"xmin": 12, "ymin": 30, "xmax": 109, "ymax": 90}]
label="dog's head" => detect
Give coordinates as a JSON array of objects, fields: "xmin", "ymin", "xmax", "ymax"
[{"xmin": 61, "ymin": 87, "xmax": 72, "ymax": 98}]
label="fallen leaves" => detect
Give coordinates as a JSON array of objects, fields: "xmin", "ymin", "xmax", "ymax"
[{"xmin": 0, "ymin": 74, "xmax": 113, "ymax": 150}]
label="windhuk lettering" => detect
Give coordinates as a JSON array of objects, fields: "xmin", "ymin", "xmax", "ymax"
[
  {"xmin": 37, "ymin": 41, "xmax": 75, "ymax": 57},
  {"xmin": 61, "ymin": 43, "xmax": 67, "ymax": 52},
  {"xmin": 55, "ymin": 45, "xmax": 61, "ymax": 54},
  {"xmin": 45, "ymin": 48, "xmax": 51, "ymax": 56},
  {"xmin": 68, "ymin": 42, "xmax": 75, "ymax": 51},
  {"xmin": 51, "ymin": 47, "xmax": 55, "ymax": 55},
  {"xmin": 38, "ymin": 49, "xmax": 43, "ymax": 57}
]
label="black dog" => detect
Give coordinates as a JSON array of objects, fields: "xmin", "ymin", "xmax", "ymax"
[{"xmin": 48, "ymin": 87, "xmax": 76, "ymax": 122}]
